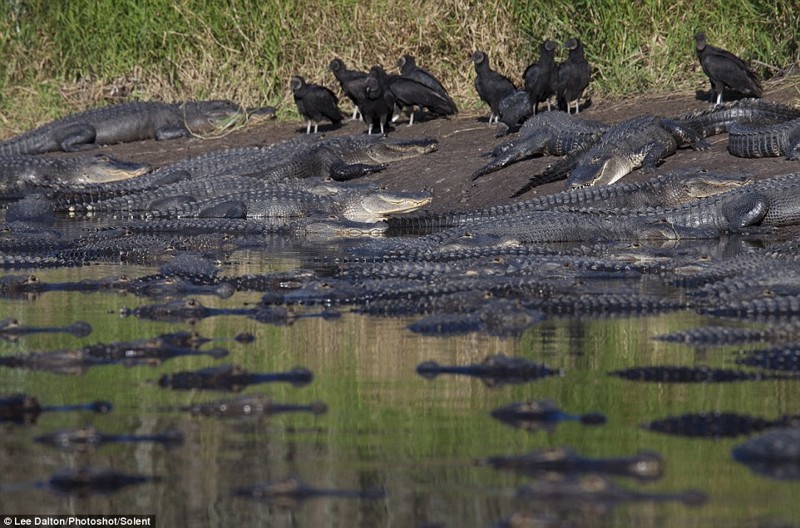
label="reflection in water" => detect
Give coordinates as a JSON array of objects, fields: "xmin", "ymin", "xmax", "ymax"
[{"xmin": 1, "ymin": 233, "xmax": 799, "ymax": 527}]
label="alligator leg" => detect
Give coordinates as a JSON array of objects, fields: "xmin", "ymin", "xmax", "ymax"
[
  {"xmin": 154, "ymin": 125, "xmax": 193, "ymax": 141},
  {"xmin": 55, "ymin": 124, "xmax": 98, "ymax": 152},
  {"xmin": 721, "ymin": 192, "xmax": 769, "ymax": 229},
  {"xmin": 328, "ymin": 162, "xmax": 386, "ymax": 181}
]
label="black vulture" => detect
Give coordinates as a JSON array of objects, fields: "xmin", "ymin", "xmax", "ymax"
[
  {"xmin": 355, "ymin": 66, "xmax": 395, "ymax": 135},
  {"xmin": 470, "ymin": 51, "xmax": 517, "ymax": 124},
  {"xmin": 328, "ymin": 58, "xmax": 369, "ymax": 120},
  {"xmin": 397, "ymin": 54, "xmax": 458, "ymax": 114},
  {"xmin": 495, "ymin": 90, "xmax": 533, "ymax": 136},
  {"xmin": 556, "ymin": 38, "xmax": 591, "ymax": 114},
  {"xmin": 381, "ymin": 66, "xmax": 457, "ymax": 126},
  {"xmin": 290, "ymin": 76, "xmax": 343, "ymax": 134},
  {"xmin": 695, "ymin": 32, "xmax": 763, "ymax": 105},
  {"xmin": 523, "ymin": 39, "xmax": 558, "ymax": 114}
]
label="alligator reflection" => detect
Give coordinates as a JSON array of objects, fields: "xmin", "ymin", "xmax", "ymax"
[
  {"xmin": 0, "ymin": 331, "xmax": 228, "ymax": 375},
  {"xmin": 491, "ymin": 400, "xmax": 606, "ymax": 433},
  {"xmin": 0, "ymin": 394, "xmax": 111, "ymax": 425},
  {"xmin": 158, "ymin": 364, "xmax": 313, "ymax": 391},
  {"xmin": 482, "ymin": 446, "xmax": 664, "ymax": 481},
  {"xmin": 35, "ymin": 426, "xmax": 184, "ymax": 451},
  {"xmin": 643, "ymin": 411, "xmax": 800, "ymax": 439},
  {"xmin": 416, "ymin": 354, "xmax": 562, "ymax": 387},
  {"xmin": 234, "ymin": 477, "xmax": 385, "ymax": 508},
  {"xmin": 0, "ymin": 317, "xmax": 92, "ymax": 341},
  {"xmin": 180, "ymin": 393, "xmax": 327, "ymax": 418}
]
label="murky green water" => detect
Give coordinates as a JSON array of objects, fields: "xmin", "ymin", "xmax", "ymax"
[{"xmin": 1, "ymin": 236, "xmax": 799, "ymax": 527}]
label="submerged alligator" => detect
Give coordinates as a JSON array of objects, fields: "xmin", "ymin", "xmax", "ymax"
[
  {"xmin": 0, "ymin": 100, "xmax": 246, "ymax": 154},
  {"xmin": 483, "ymin": 446, "xmax": 664, "ymax": 481},
  {"xmin": 490, "ymin": 399, "xmax": 606, "ymax": 432},
  {"xmin": 642, "ymin": 411, "xmax": 800, "ymax": 438},
  {"xmin": 30, "ymin": 468, "xmax": 159, "ymax": 496},
  {"xmin": 0, "ymin": 394, "xmax": 111, "ymax": 425},
  {"xmin": 416, "ymin": 354, "xmax": 562, "ymax": 386}
]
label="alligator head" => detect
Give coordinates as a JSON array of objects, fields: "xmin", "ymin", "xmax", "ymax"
[
  {"xmin": 75, "ymin": 154, "xmax": 151, "ymax": 183},
  {"xmin": 342, "ymin": 189, "xmax": 433, "ymax": 222},
  {"xmin": 683, "ymin": 171, "xmax": 751, "ymax": 198},
  {"xmin": 568, "ymin": 150, "xmax": 643, "ymax": 188},
  {"xmin": 365, "ymin": 137, "xmax": 439, "ymax": 163},
  {"xmin": 181, "ymin": 100, "xmax": 247, "ymax": 134}
]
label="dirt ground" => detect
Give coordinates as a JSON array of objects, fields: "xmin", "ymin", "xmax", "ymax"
[{"xmin": 69, "ymin": 79, "xmax": 800, "ymax": 215}]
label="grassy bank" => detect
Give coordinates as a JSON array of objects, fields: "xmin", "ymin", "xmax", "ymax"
[{"xmin": 0, "ymin": 0, "xmax": 797, "ymax": 134}]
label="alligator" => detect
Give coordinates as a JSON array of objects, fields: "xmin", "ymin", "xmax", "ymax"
[
  {"xmin": 181, "ymin": 393, "xmax": 327, "ymax": 418},
  {"xmin": 0, "ymin": 153, "xmax": 150, "ymax": 196},
  {"xmin": 0, "ymin": 393, "xmax": 111, "ymax": 425},
  {"xmin": 511, "ymin": 114, "xmax": 710, "ymax": 196},
  {"xmin": 0, "ymin": 318, "xmax": 92, "ymax": 341},
  {"xmin": 727, "ymin": 118, "xmax": 800, "ymax": 159},
  {"xmin": 234, "ymin": 477, "xmax": 386, "ymax": 507},
  {"xmin": 732, "ymin": 427, "xmax": 800, "ymax": 480},
  {"xmin": 0, "ymin": 100, "xmax": 246, "ymax": 155},
  {"xmin": 608, "ymin": 365, "xmax": 794, "ymax": 383},
  {"xmin": 482, "ymin": 446, "xmax": 664, "ymax": 481},
  {"xmin": 158, "ymin": 364, "xmax": 313, "ymax": 391},
  {"xmin": 416, "ymin": 354, "xmax": 562, "ymax": 386},
  {"xmin": 674, "ymin": 98, "xmax": 800, "ymax": 137},
  {"xmin": 142, "ymin": 183, "xmax": 433, "ymax": 223},
  {"xmin": 513, "ymin": 474, "xmax": 706, "ymax": 513},
  {"xmin": 490, "ymin": 399, "xmax": 606, "ymax": 432},
  {"xmin": 35, "ymin": 426, "xmax": 184, "ymax": 450},
  {"xmin": 389, "ymin": 168, "xmax": 750, "ymax": 234},
  {"xmin": 68, "ymin": 136, "xmax": 437, "ymax": 213},
  {"xmin": 471, "ymin": 111, "xmax": 608, "ymax": 180},
  {"xmin": 642, "ymin": 411, "xmax": 800, "ymax": 438}
]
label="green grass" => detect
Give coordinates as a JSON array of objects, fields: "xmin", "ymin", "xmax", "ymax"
[{"xmin": 0, "ymin": 0, "xmax": 798, "ymax": 134}]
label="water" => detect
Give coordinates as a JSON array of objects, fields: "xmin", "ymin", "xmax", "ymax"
[{"xmin": 0, "ymin": 233, "xmax": 799, "ymax": 527}]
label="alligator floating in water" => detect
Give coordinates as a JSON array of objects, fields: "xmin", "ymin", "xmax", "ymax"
[
  {"xmin": 642, "ymin": 411, "xmax": 800, "ymax": 438},
  {"xmin": 234, "ymin": 477, "xmax": 385, "ymax": 508},
  {"xmin": 732, "ymin": 427, "xmax": 800, "ymax": 480},
  {"xmin": 482, "ymin": 446, "xmax": 664, "ymax": 481},
  {"xmin": 609, "ymin": 365, "xmax": 794, "ymax": 383},
  {"xmin": 513, "ymin": 474, "xmax": 706, "ymax": 514},
  {"xmin": 181, "ymin": 393, "xmax": 327, "ymax": 418},
  {"xmin": 158, "ymin": 364, "xmax": 313, "ymax": 391},
  {"xmin": 0, "ymin": 100, "xmax": 246, "ymax": 155},
  {"xmin": 0, "ymin": 153, "xmax": 150, "ymax": 196},
  {"xmin": 0, "ymin": 317, "xmax": 92, "ymax": 341},
  {"xmin": 735, "ymin": 346, "xmax": 800, "ymax": 372},
  {"xmin": 0, "ymin": 394, "xmax": 111, "ymax": 425},
  {"xmin": 654, "ymin": 324, "xmax": 800, "ymax": 345},
  {"xmin": 406, "ymin": 299, "xmax": 547, "ymax": 337},
  {"xmin": 416, "ymin": 354, "xmax": 562, "ymax": 387},
  {"xmin": 490, "ymin": 399, "xmax": 606, "ymax": 432},
  {"xmin": 35, "ymin": 426, "xmax": 183, "ymax": 450}
]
